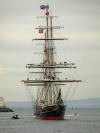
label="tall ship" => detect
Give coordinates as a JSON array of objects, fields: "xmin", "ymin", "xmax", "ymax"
[{"xmin": 22, "ymin": 4, "xmax": 81, "ymax": 120}]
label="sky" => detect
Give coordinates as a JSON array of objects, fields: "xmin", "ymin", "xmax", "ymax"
[{"xmin": 0, "ymin": 0, "xmax": 100, "ymax": 102}]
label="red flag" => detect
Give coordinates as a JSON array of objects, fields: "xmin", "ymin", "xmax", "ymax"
[
  {"xmin": 39, "ymin": 28, "xmax": 43, "ymax": 34},
  {"xmin": 45, "ymin": 11, "xmax": 49, "ymax": 16},
  {"xmin": 44, "ymin": 49, "xmax": 47, "ymax": 53}
]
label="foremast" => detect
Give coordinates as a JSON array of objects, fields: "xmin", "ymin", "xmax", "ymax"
[{"xmin": 22, "ymin": 5, "xmax": 81, "ymax": 106}]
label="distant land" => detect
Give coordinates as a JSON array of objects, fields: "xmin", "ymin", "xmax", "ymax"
[{"xmin": 5, "ymin": 98, "xmax": 100, "ymax": 109}]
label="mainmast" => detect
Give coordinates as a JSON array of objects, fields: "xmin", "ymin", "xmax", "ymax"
[{"xmin": 22, "ymin": 4, "xmax": 81, "ymax": 105}]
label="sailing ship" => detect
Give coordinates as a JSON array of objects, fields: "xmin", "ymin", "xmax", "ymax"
[{"xmin": 22, "ymin": 4, "xmax": 81, "ymax": 120}]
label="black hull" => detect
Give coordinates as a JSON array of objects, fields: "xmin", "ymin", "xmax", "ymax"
[{"xmin": 34, "ymin": 104, "xmax": 66, "ymax": 120}]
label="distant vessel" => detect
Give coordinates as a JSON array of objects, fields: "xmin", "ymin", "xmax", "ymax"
[
  {"xmin": 0, "ymin": 97, "xmax": 13, "ymax": 112},
  {"xmin": 22, "ymin": 4, "xmax": 81, "ymax": 120}
]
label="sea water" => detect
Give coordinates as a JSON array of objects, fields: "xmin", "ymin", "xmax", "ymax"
[{"xmin": 0, "ymin": 108, "xmax": 100, "ymax": 133}]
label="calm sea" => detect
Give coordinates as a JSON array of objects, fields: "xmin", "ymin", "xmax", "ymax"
[{"xmin": 0, "ymin": 108, "xmax": 100, "ymax": 133}]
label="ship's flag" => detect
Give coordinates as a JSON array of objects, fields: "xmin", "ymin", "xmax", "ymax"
[
  {"xmin": 39, "ymin": 28, "xmax": 43, "ymax": 34},
  {"xmin": 45, "ymin": 11, "xmax": 49, "ymax": 16},
  {"xmin": 40, "ymin": 5, "xmax": 49, "ymax": 10},
  {"xmin": 44, "ymin": 49, "xmax": 47, "ymax": 53}
]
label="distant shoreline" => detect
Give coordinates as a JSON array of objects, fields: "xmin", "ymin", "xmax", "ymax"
[{"xmin": 5, "ymin": 98, "xmax": 100, "ymax": 109}]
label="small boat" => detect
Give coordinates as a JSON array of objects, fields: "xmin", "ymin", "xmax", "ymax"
[{"xmin": 12, "ymin": 114, "xmax": 19, "ymax": 119}]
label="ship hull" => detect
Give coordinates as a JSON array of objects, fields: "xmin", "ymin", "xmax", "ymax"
[{"xmin": 34, "ymin": 104, "xmax": 66, "ymax": 120}]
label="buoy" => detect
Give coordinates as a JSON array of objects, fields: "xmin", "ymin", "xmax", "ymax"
[{"xmin": 74, "ymin": 112, "xmax": 78, "ymax": 116}]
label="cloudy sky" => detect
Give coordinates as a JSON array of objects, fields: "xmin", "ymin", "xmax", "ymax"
[{"xmin": 0, "ymin": 0, "xmax": 100, "ymax": 101}]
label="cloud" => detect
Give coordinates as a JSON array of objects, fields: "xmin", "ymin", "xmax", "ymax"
[
  {"xmin": 0, "ymin": 0, "xmax": 100, "ymax": 101},
  {"xmin": 0, "ymin": 66, "xmax": 24, "ymax": 75}
]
